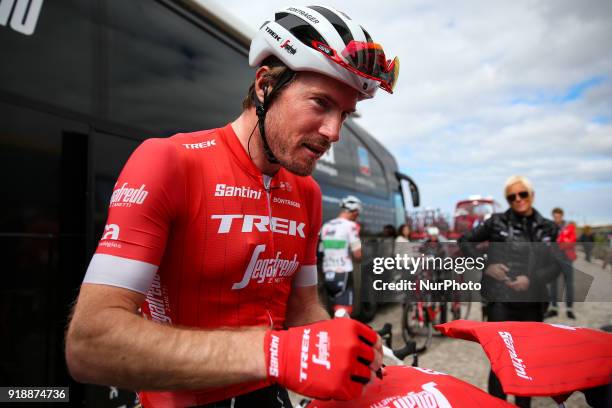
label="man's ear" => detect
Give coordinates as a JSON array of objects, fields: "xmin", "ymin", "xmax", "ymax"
[{"xmin": 254, "ymin": 66, "xmax": 272, "ymax": 103}]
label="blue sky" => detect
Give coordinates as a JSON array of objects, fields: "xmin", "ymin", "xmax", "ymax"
[{"xmin": 218, "ymin": 0, "xmax": 612, "ymax": 226}]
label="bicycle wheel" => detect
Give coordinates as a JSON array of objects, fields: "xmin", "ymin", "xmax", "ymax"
[{"xmin": 401, "ymin": 301, "xmax": 432, "ymax": 352}]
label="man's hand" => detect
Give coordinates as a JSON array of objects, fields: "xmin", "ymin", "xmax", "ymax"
[
  {"xmin": 264, "ymin": 318, "xmax": 381, "ymax": 401},
  {"xmin": 485, "ymin": 263, "xmax": 510, "ymax": 281},
  {"xmin": 506, "ymin": 275, "xmax": 530, "ymax": 291}
]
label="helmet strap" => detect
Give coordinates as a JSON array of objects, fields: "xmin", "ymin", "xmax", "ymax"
[{"xmin": 252, "ymin": 69, "xmax": 296, "ymax": 164}]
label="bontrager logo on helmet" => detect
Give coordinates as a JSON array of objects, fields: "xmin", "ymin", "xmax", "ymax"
[
  {"xmin": 249, "ymin": 5, "xmax": 399, "ymax": 99},
  {"xmin": 287, "ymin": 7, "xmax": 319, "ymax": 24}
]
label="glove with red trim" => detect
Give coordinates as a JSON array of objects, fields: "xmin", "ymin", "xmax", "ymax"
[{"xmin": 264, "ymin": 318, "xmax": 379, "ymax": 401}]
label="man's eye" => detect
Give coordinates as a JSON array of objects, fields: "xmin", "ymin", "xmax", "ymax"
[{"xmin": 314, "ymin": 98, "xmax": 327, "ymax": 108}]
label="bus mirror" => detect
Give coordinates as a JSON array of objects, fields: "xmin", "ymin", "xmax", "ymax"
[{"xmin": 396, "ymin": 172, "xmax": 420, "ymax": 208}]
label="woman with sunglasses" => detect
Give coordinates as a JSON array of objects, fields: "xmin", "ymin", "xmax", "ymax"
[{"xmin": 458, "ymin": 175, "xmax": 562, "ymax": 408}]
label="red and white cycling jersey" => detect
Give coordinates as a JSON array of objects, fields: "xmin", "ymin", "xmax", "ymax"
[
  {"xmin": 309, "ymin": 366, "xmax": 516, "ymax": 408},
  {"xmin": 437, "ymin": 320, "xmax": 612, "ymax": 400},
  {"xmin": 83, "ymin": 124, "xmax": 322, "ymax": 406},
  {"xmin": 320, "ymin": 217, "xmax": 361, "ymax": 274}
]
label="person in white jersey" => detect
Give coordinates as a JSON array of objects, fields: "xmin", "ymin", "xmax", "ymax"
[{"xmin": 320, "ymin": 196, "xmax": 363, "ymax": 317}]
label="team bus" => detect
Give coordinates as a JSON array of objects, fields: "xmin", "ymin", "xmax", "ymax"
[{"xmin": 0, "ymin": 0, "xmax": 419, "ymax": 405}]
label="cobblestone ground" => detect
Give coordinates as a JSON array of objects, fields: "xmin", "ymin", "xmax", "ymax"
[{"xmin": 291, "ymin": 252, "xmax": 611, "ymax": 407}]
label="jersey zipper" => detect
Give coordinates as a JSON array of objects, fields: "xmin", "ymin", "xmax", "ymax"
[{"xmin": 262, "ymin": 174, "xmax": 276, "ymax": 328}]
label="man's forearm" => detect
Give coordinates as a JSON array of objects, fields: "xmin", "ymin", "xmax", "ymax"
[
  {"xmin": 284, "ymin": 285, "xmax": 330, "ymax": 327},
  {"xmin": 66, "ymin": 289, "xmax": 267, "ymax": 391},
  {"xmin": 286, "ymin": 301, "xmax": 330, "ymax": 327}
]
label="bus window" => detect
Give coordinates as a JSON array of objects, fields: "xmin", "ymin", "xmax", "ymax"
[
  {"xmin": 0, "ymin": 0, "xmax": 93, "ymax": 114},
  {"xmin": 353, "ymin": 138, "xmax": 388, "ymax": 198},
  {"xmin": 105, "ymin": 0, "xmax": 252, "ymax": 135}
]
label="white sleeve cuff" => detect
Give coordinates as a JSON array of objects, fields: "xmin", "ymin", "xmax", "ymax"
[
  {"xmin": 293, "ymin": 264, "xmax": 318, "ymax": 287},
  {"xmin": 83, "ymin": 253, "xmax": 158, "ymax": 294}
]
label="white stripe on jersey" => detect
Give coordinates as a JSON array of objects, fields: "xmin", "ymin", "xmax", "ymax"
[
  {"xmin": 292, "ymin": 264, "xmax": 318, "ymax": 287},
  {"xmin": 83, "ymin": 253, "xmax": 158, "ymax": 294}
]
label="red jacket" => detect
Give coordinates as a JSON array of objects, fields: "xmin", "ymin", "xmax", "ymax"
[{"xmin": 557, "ymin": 223, "xmax": 577, "ymax": 261}]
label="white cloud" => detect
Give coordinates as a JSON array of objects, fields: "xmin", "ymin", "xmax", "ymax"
[{"xmin": 220, "ymin": 0, "xmax": 612, "ymax": 225}]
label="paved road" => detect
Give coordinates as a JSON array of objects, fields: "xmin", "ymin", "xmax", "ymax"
[{"xmin": 370, "ymin": 251, "xmax": 612, "ymax": 408}]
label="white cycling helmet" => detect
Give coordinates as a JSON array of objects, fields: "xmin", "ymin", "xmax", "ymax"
[
  {"xmin": 426, "ymin": 226, "xmax": 440, "ymax": 237},
  {"xmin": 341, "ymin": 195, "xmax": 363, "ymax": 213},
  {"xmin": 249, "ymin": 5, "xmax": 399, "ymax": 99}
]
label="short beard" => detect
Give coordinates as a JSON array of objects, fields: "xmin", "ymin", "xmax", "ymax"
[{"xmin": 264, "ymin": 111, "xmax": 315, "ymax": 177}]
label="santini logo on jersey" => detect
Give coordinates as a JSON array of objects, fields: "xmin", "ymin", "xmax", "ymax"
[
  {"xmin": 182, "ymin": 139, "xmax": 216, "ymax": 150},
  {"xmin": 232, "ymin": 244, "xmax": 300, "ymax": 289},
  {"xmin": 215, "ymin": 184, "xmax": 262, "ymax": 200},
  {"xmin": 211, "ymin": 214, "xmax": 306, "ymax": 238},
  {"xmin": 110, "ymin": 183, "xmax": 149, "ymax": 207},
  {"xmin": 498, "ymin": 331, "xmax": 532, "ymax": 380}
]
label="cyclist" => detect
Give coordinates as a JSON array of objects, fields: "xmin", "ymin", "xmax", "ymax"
[
  {"xmin": 65, "ymin": 5, "xmax": 398, "ymax": 407},
  {"xmin": 420, "ymin": 226, "xmax": 446, "ymax": 258},
  {"xmin": 320, "ymin": 196, "xmax": 363, "ymax": 317}
]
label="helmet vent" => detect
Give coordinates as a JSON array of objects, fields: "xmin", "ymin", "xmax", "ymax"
[
  {"xmin": 309, "ymin": 6, "xmax": 354, "ymax": 48},
  {"xmin": 275, "ymin": 12, "xmax": 327, "ymax": 48}
]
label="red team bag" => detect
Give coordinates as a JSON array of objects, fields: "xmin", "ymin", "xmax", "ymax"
[{"xmin": 436, "ymin": 320, "xmax": 612, "ymax": 401}]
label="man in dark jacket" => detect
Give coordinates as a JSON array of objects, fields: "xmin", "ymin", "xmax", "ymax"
[{"xmin": 459, "ymin": 175, "xmax": 561, "ymax": 408}]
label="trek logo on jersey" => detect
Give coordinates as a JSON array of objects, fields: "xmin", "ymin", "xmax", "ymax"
[
  {"xmin": 312, "ymin": 331, "xmax": 330, "ymax": 370},
  {"xmin": 280, "ymin": 39, "xmax": 297, "ymax": 55},
  {"xmin": 376, "ymin": 381, "xmax": 451, "ymax": 408},
  {"xmin": 182, "ymin": 139, "xmax": 216, "ymax": 150},
  {"xmin": 232, "ymin": 244, "xmax": 300, "ymax": 289},
  {"xmin": 110, "ymin": 183, "xmax": 149, "ymax": 207},
  {"xmin": 211, "ymin": 214, "xmax": 306, "ymax": 238},
  {"xmin": 498, "ymin": 331, "xmax": 532, "ymax": 380},
  {"xmin": 215, "ymin": 184, "xmax": 262, "ymax": 200}
]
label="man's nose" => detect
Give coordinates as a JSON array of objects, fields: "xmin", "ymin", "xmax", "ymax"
[{"xmin": 319, "ymin": 115, "xmax": 343, "ymax": 143}]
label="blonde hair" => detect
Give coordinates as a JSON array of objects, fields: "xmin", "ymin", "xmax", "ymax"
[{"xmin": 504, "ymin": 175, "xmax": 534, "ymax": 196}]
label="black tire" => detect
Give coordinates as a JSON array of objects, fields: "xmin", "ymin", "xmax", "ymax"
[
  {"xmin": 355, "ymin": 300, "xmax": 377, "ymax": 323},
  {"xmin": 401, "ymin": 302, "xmax": 432, "ymax": 352}
]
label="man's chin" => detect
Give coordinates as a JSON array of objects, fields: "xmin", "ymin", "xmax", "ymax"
[{"xmin": 281, "ymin": 158, "xmax": 315, "ymax": 177}]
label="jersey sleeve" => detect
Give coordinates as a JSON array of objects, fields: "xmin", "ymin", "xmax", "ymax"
[
  {"xmin": 293, "ymin": 179, "xmax": 322, "ymax": 287},
  {"xmin": 348, "ymin": 221, "xmax": 361, "ymax": 252},
  {"xmin": 83, "ymin": 138, "xmax": 185, "ymax": 293}
]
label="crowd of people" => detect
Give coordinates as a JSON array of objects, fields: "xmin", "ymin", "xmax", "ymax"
[{"xmin": 320, "ymin": 175, "xmax": 607, "ymax": 408}]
